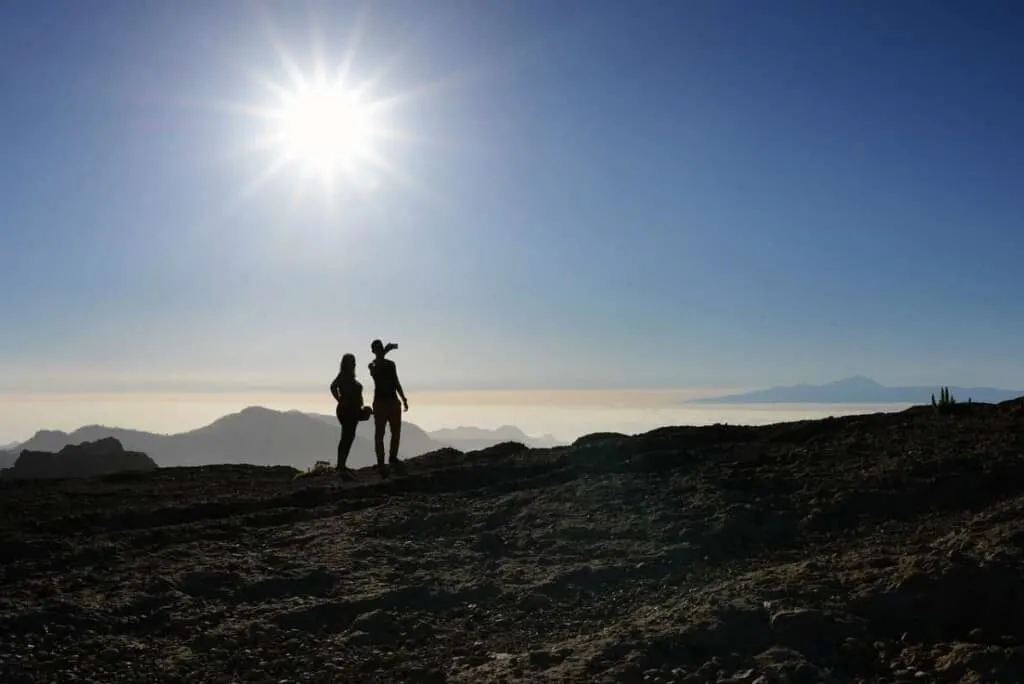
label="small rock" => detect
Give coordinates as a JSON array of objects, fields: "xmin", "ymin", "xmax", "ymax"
[
  {"xmin": 527, "ymin": 649, "xmax": 563, "ymax": 668},
  {"xmin": 518, "ymin": 593, "xmax": 553, "ymax": 611}
]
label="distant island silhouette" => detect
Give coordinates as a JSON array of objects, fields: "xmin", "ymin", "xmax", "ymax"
[
  {"xmin": 0, "ymin": 407, "xmax": 564, "ymax": 471},
  {"xmin": 689, "ymin": 376, "xmax": 1024, "ymax": 404}
]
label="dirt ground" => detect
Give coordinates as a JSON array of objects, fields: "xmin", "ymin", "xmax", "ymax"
[{"xmin": 3, "ymin": 401, "xmax": 1024, "ymax": 683}]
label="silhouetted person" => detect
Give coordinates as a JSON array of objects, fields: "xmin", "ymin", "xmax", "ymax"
[
  {"xmin": 330, "ymin": 353, "xmax": 371, "ymax": 479},
  {"xmin": 368, "ymin": 339, "xmax": 408, "ymax": 477}
]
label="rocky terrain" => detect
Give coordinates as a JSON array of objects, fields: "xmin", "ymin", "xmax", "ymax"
[
  {"xmin": 3, "ymin": 437, "xmax": 156, "ymax": 481},
  {"xmin": 2, "ymin": 401, "xmax": 1024, "ymax": 682}
]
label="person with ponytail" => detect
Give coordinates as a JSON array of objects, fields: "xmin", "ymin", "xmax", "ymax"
[
  {"xmin": 329, "ymin": 353, "xmax": 372, "ymax": 478},
  {"xmin": 368, "ymin": 339, "xmax": 408, "ymax": 477}
]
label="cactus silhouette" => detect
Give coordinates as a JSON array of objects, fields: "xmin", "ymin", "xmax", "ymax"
[{"xmin": 932, "ymin": 386, "xmax": 957, "ymax": 414}]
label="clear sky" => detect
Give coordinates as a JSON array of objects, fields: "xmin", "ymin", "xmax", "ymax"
[{"xmin": 3, "ymin": 0, "xmax": 1024, "ymax": 400}]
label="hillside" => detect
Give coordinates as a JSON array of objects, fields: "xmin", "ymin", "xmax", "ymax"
[{"xmin": 3, "ymin": 401, "xmax": 1024, "ymax": 681}]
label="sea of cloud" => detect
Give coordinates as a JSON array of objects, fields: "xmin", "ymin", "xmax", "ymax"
[{"xmin": 0, "ymin": 389, "xmax": 913, "ymax": 446}]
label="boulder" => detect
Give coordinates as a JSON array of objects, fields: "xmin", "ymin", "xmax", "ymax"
[{"xmin": 4, "ymin": 437, "xmax": 157, "ymax": 480}]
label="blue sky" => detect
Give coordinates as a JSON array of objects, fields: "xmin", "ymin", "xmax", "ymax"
[{"xmin": 2, "ymin": 0, "xmax": 1023, "ymax": 395}]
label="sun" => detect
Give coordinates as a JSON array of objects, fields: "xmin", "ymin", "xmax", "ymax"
[
  {"xmin": 209, "ymin": 9, "xmax": 457, "ymax": 212},
  {"xmin": 273, "ymin": 81, "xmax": 379, "ymax": 174},
  {"xmin": 237, "ymin": 63, "xmax": 412, "ymax": 203}
]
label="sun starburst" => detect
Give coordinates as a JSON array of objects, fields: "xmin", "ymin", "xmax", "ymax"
[{"xmin": 178, "ymin": 7, "xmax": 480, "ymax": 223}]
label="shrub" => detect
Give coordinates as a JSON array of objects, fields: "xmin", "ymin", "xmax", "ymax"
[{"xmin": 294, "ymin": 460, "xmax": 334, "ymax": 479}]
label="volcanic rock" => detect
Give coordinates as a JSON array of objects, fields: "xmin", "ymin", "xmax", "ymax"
[
  {"xmin": 3, "ymin": 437, "xmax": 156, "ymax": 480},
  {"xmin": 2, "ymin": 402, "xmax": 1024, "ymax": 681}
]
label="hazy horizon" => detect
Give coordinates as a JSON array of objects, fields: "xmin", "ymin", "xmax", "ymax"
[
  {"xmin": 6, "ymin": 374, "xmax": 1024, "ymax": 445},
  {"xmin": 0, "ymin": 387, "xmax": 921, "ymax": 447}
]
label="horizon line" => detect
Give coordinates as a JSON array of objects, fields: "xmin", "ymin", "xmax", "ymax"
[
  {"xmin": 2, "ymin": 397, "xmax": 933, "ymax": 446},
  {"xmin": 3, "ymin": 373, "xmax": 1023, "ymax": 397},
  {"xmin": 0, "ymin": 385, "xmax": 747, "ymax": 398}
]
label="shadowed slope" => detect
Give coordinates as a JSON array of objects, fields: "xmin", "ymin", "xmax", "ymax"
[{"xmin": 2, "ymin": 400, "xmax": 1024, "ymax": 682}]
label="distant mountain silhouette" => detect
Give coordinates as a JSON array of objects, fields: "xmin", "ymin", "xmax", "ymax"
[
  {"xmin": 2, "ymin": 407, "xmax": 446, "ymax": 470},
  {"xmin": 428, "ymin": 425, "xmax": 563, "ymax": 452},
  {"xmin": 689, "ymin": 376, "xmax": 1024, "ymax": 404},
  {"xmin": 299, "ymin": 414, "xmax": 563, "ymax": 452}
]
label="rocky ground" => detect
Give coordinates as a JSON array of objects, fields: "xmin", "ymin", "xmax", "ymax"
[{"xmin": 2, "ymin": 401, "xmax": 1024, "ymax": 683}]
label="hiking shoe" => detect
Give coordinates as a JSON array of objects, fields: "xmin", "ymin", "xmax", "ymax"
[
  {"xmin": 377, "ymin": 464, "xmax": 390, "ymax": 479},
  {"xmin": 336, "ymin": 467, "xmax": 356, "ymax": 481},
  {"xmin": 389, "ymin": 458, "xmax": 407, "ymax": 475}
]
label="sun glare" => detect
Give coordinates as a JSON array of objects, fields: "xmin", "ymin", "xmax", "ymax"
[
  {"xmin": 210, "ymin": 9, "xmax": 457, "ymax": 213},
  {"xmin": 275, "ymin": 84, "xmax": 377, "ymax": 173}
]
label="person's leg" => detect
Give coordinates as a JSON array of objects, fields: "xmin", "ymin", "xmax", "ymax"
[
  {"xmin": 337, "ymin": 419, "xmax": 357, "ymax": 471},
  {"xmin": 373, "ymin": 404, "xmax": 388, "ymax": 470},
  {"xmin": 387, "ymin": 400, "xmax": 402, "ymax": 463},
  {"xmin": 370, "ymin": 401, "xmax": 389, "ymax": 475}
]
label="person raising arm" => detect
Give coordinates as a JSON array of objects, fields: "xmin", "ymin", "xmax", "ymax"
[{"xmin": 369, "ymin": 339, "xmax": 409, "ymax": 476}]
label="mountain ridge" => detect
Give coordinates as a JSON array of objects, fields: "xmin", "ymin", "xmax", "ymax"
[
  {"xmin": 426, "ymin": 424, "xmax": 561, "ymax": 451},
  {"xmin": 299, "ymin": 412, "xmax": 562, "ymax": 450}
]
